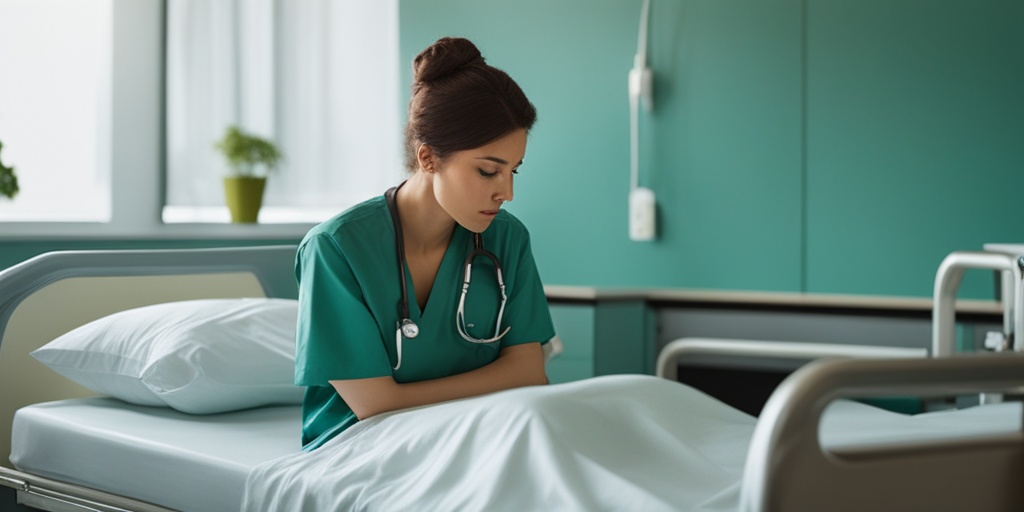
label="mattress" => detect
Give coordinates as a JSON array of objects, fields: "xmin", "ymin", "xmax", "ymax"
[
  {"xmin": 820, "ymin": 399, "xmax": 1023, "ymax": 450},
  {"xmin": 9, "ymin": 397, "xmax": 301, "ymax": 512}
]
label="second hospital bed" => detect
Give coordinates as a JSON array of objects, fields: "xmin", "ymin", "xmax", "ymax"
[{"xmin": 0, "ymin": 246, "xmax": 1021, "ymax": 511}]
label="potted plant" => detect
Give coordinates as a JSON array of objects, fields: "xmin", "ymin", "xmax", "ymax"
[
  {"xmin": 215, "ymin": 125, "xmax": 282, "ymax": 223},
  {"xmin": 0, "ymin": 139, "xmax": 19, "ymax": 200}
]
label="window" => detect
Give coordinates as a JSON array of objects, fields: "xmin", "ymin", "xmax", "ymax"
[
  {"xmin": 163, "ymin": 0, "xmax": 402, "ymax": 224},
  {"xmin": 0, "ymin": 0, "xmax": 112, "ymax": 222},
  {"xmin": 0, "ymin": 0, "xmax": 400, "ymax": 238}
]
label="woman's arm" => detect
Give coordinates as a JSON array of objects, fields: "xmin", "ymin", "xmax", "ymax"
[{"xmin": 330, "ymin": 342, "xmax": 547, "ymax": 420}]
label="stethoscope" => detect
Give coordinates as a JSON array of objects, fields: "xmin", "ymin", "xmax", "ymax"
[{"xmin": 385, "ymin": 184, "xmax": 510, "ymax": 371}]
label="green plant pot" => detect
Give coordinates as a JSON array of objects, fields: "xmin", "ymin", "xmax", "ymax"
[{"xmin": 223, "ymin": 176, "xmax": 266, "ymax": 223}]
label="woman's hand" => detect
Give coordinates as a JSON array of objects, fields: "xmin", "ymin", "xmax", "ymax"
[{"xmin": 330, "ymin": 342, "xmax": 547, "ymax": 420}]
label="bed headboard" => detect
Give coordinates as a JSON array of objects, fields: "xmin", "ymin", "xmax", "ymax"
[{"xmin": 0, "ymin": 246, "xmax": 298, "ymax": 469}]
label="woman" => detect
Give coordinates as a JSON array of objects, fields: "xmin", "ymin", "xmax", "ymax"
[{"xmin": 294, "ymin": 37, "xmax": 555, "ymax": 451}]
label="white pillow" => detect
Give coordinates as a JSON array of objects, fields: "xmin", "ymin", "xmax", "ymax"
[{"xmin": 31, "ymin": 298, "xmax": 303, "ymax": 414}]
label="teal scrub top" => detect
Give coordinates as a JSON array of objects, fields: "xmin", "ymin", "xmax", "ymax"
[{"xmin": 294, "ymin": 194, "xmax": 556, "ymax": 450}]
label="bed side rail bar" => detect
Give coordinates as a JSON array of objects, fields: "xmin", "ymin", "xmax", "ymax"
[
  {"xmin": 741, "ymin": 353, "xmax": 1024, "ymax": 512},
  {"xmin": 1, "ymin": 465, "xmax": 173, "ymax": 512},
  {"xmin": 656, "ymin": 337, "xmax": 925, "ymax": 381},
  {"xmin": 0, "ymin": 246, "xmax": 298, "ymax": 348},
  {"xmin": 932, "ymin": 251, "xmax": 1024, "ymax": 357}
]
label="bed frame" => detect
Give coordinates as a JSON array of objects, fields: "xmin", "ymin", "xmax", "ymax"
[
  {"xmin": 2, "ymin": 246, "xmax": 1023, "ymax": 511},
  {"xmin": 0, "ymin": 246, "xmax": 297, "ymax": 511},
  {"xmin": 655, "ymin": 247, "xmax": 1024, "ymax": 510}
]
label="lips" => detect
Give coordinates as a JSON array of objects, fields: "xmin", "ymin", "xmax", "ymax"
[{"xmin": 480, "ymin": 210, "xmax": 499, "ymax": 216}]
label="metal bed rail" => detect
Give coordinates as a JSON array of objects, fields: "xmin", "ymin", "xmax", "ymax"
[
  {"xmin": 1, "ymin": 465, "xmax": 173, "ymax": 512},
  {"xmin": 656, "ymin": 338, "xmax": 925, "ymax": 381},
  {"xmin": 740, "ymin": 353, "xmax": 1024, "ymax": 512},
  {"xmin": 932, "ymin": 250, "xmax": 1024, "ymax": 357}
]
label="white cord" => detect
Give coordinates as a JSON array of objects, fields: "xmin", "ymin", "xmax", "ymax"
[
  {"xmin": 637, "ymin": 0, "xmax": 650, "ymax": 69},
  {"xmin": 630, "ymin": 0, "xmax": 651, "ymax": 192},
  {"xmin": 630, "ymin": 88, "xmax": 640, "ymax": 192}
]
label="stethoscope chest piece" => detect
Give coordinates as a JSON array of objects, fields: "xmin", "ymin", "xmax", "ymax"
[{"xmin": 400, "ymin": 318, "xmax": 419, "ymax": 339}]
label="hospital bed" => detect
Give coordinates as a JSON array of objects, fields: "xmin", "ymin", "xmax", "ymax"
[
  {"xmin": 0, "ymin": 246, "xmax": 300, "ymax": 512},
  {"xmin": 0, "ymin": 246, "xmax": 1022, "ymax": 511}
]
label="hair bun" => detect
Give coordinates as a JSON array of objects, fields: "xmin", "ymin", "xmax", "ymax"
[{"xmin": 413, "ymin": 37, "xmax": 486, "ymax": 84}]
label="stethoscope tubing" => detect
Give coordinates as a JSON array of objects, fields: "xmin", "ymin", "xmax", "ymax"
[
  {"xmin": 384, "ymin": 183, "xmax": 509, "ymax": 371},
  {"xmin": 456, "ymin": 248, "xmax": 509, "ymax": 343},
  {"xmin": 386, "ymin": 187, "xmax": 413, "ymax": 326}
]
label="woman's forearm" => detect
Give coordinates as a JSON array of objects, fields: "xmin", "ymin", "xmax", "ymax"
[{"xmin": 331, "ymin": 342, "xmax": 547, "ymax": 420}]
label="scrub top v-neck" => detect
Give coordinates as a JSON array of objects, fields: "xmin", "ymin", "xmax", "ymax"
[
  {"xmin": 294, "ymin": 194, "xmax": 556, "ymax": 451},
  {"xmin": 401, "ymin": 223, "xmax": 463, "ymax": 328}
]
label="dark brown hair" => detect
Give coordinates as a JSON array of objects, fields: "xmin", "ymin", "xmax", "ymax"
[{"xmin": 404, "ymin": 37, "xmax": 537, "ymax": 171}]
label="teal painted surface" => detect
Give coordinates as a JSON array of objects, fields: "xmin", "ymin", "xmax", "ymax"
[
  {"xmin": 646, "ymin": 0, "xmax": 804, "ymax": 292},
  {"xmin": 547, "ymin": 304, "xmax": 597, "ymax": 384},
  {"xmin": 400, "ymin": 0, "xmax": 1022, "ymax": 299},
  {"xmin": 547, "ymin": 301, "xmax": 656, "ymax": 383},
  {"xmin": 805, "ymin": 0, "xmax": 1024, "ymax": 298},
  {"xmin": 594, "ymin": 300, "xmax": 654, "ymax": 376}
]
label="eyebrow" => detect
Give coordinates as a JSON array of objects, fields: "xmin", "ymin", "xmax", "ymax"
[{"xmin": 476, "ymin": 156, "xmax": 523, "ymax": 167}]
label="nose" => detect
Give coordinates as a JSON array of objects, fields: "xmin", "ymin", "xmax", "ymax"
[{"xmin": 494, "ymin": 174, "xmax": 514, "ymax": 203}]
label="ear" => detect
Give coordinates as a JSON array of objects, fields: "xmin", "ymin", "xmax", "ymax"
[{"xmin": 416, "ymin": 144, "xmax": 436, "ymax": 173}]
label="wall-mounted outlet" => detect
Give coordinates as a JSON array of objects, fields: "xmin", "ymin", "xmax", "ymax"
[
  {"xmin": 628, "ymin": 65, "xmax": 653, "ymax": 112},
  {"xmin": 629, "ymin": 186, "xmax": 656, "ymax": 241}
]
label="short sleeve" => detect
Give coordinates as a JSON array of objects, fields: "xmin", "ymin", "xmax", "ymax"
[
  {"xmin": 294, "ymin": 234, "xmax": 393, "ymax": 386},
  {"xmin": 499, "ymin": 229, "xmax": 556, "ymax": 350}
]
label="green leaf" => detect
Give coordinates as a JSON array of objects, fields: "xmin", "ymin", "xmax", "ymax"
[
  {"xmin": 214, "ymin": 125, "xmax": 283, "ymax": 178},
  {"xmin": 0, "ymin": 140, "xmax": 19, "ymax": 200}
]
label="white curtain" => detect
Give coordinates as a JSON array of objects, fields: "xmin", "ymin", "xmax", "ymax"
[
  {"xmin": 0, "ymin": 0, "xmax": 111, "ymax": 222},
  {"xmin": 165, "ymin": 0, "xmax": 401, "ymax": 219}
]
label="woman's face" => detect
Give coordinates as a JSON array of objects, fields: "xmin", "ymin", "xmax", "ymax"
[{"xmin": 430, "ymin": 129, "xmax": 526, "ymax": 233}]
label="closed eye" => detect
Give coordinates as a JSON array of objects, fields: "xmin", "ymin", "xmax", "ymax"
[{"xmin": 478, "ymin": 168, "xmax": 498, "ymax": 178}]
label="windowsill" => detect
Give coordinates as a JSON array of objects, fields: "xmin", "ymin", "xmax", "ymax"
[
  {"xmin": 0, "ymin": 208, "xmax": 337, "ymax": 241},
  {"xmin": 162, "ymin": 206, "xmax": 338, "ymax": 224},
  {"xmin": 0, "ymin": 222, "xmax": 313, "ymax": 241},
  {"xmin": 0, "ymin": 220, "xmax": 315, "ymax": 241}
]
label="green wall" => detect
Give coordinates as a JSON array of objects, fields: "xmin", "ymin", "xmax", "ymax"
[
  {"xmin": 399, "ymin": 0, "xmax": 1023, "ymax": 299},
  {"xmin": 805, "ymin": 0, "xmax": 1024, "ymax": 296}
]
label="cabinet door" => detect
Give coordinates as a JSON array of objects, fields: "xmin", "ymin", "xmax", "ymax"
[{"xmin": 546, "ymin": 304, "xmax": 596, "ymax": 384}]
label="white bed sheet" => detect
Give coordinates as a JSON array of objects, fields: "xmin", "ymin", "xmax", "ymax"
[
  {"xmin": 244, "ymin": 375, "xmax": 760, "ymax": 512},
  {"xmin": 821, "ymin": 399, "xmax": 1023, "ymax": 449},
  {"xmin": 243, "ymin": 375, "xmax": 1023, "ymax": 512},
  {"xmin": 9, "ymin": 397, "xmax": 301, "ymax": 512}
]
